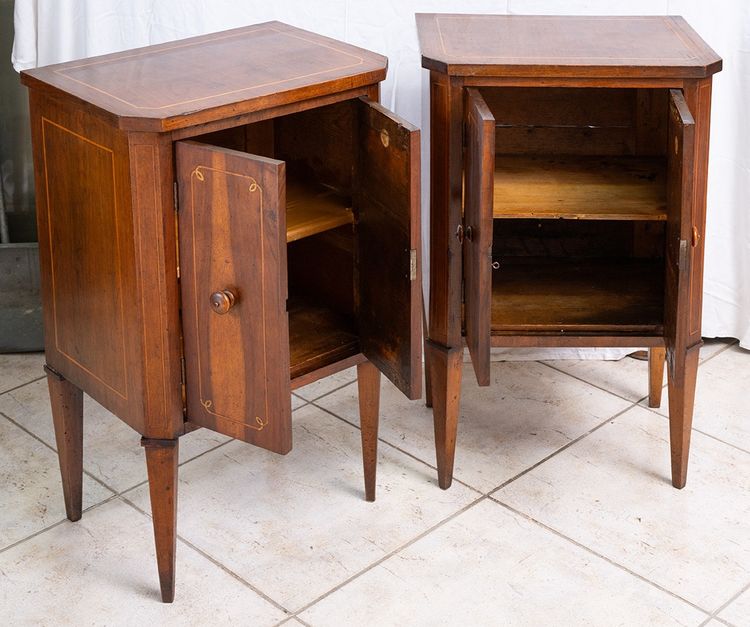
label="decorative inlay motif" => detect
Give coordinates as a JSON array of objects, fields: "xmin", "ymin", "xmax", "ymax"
[
  {"xmin": 53, "ymin": 26, "xmax": 366, "ymax": 112},
  {"xmin": 190, "ymin": 165, "xmax": 267, "ymax": 432},
  {"xmin": 434, "ymin": 15, "xmax": 699, "ymax": 62},
  {"xmin": 41, "ymin": 117, "xmax": 128, "ymax": 400}
]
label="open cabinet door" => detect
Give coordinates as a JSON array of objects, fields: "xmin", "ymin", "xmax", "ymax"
[
  {"xmin": 664, "ymin": 90, "xmax": 695, "ymax": 358},
  {"xmin": 355, "ymin": 98, "xmax": 422, "ymax": 400},
  {"xmin": 464, "ymin": 89, "xmax": 495, "ymax": 386},
  {"xmin": 176, "ymin": 141, "xmax": 292, "ymax": 454}
]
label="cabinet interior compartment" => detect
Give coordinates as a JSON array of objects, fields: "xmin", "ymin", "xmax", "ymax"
[
  {"xmin": 193, "ymin": 100, "xmax": 361, "ymax": 379},
  {"xmin": 287, "ymin": 226, "xmax": 358, "ymax": 379},
  {"xmin": 478, "ymin": 86, "xmax": 670, "ymax": 335},
  {"xmin": 490, "ymin": 220, "xmax": 665, "ymax": 334}
]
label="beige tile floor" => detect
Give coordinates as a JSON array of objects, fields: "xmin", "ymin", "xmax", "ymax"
[{"xmin": 0, "ymin": 341, "xmax": 748, "ymax": 626}]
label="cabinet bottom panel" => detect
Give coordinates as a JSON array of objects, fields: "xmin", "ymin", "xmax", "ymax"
[
  {"xmin": 491, "ymin": 257, "xmax": 664, "ymax": 335},
  {"xmin": 288, "ymin": 297, "xmax": 359, "ymax": 380}
]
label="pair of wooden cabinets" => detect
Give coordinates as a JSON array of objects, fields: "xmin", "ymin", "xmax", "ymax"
[{"xmin": 22, "ymin": 16, "xmax": 721, "ymax": 603}]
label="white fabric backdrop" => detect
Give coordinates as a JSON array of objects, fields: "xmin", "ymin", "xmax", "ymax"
[{"xmin": 12, "ymin": 0, "xmax": 750, "ymax": 354}]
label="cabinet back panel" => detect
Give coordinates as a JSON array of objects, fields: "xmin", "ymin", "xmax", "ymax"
[
  {"xmin": 492, "ymin": 220, "xmax": 665, "ymax": 260},
  {"xmin": 481, "ymin": 87, "xmax": 668, "ymax": 157},
  {"xmin": 275, "ymin": 100, "xmax": 356, "ymax": 193},
  {"xmin": 287, "ymin": 226, "xmax": 355, "ymax": 316},
  {"xmin": 193, "ymin": 119, "xmax": 275, "ymax": 157}
]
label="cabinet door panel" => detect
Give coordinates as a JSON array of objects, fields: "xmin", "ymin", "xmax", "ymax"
[
  {"xmin": 464, "ymin": 88, "xmax": 495, "ymax": 386},
  {"xmin": 664, "ymin": 89, "xmax": 695, "ymax": 359},
  {"xmin": 355, "ymin": 98, "xmax": 421, "ymax": 400},
  {"xmin": 176, "ymin": 140, "xmax": 291, "ymax": 454}
]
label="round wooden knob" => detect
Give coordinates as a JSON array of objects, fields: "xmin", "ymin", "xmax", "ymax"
[{"xmin": 209, "ymin": 289, "xmax": 236, "ymax": 314}]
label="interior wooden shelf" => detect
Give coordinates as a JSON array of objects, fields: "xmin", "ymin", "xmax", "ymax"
[
  {"xmin": 288, "ymin": 297, "xmax": 359, "ymax": 380},
  {"xmin": 286, "ymin": 180, "xmax": 352, "ymax": 243},
  {"xmin": 491, "ymin": 257, "xmax": 664, "ymax": 335},
  {"xmin": 493, "ymin": 155, "xmax": 667, "ymax": 221}
]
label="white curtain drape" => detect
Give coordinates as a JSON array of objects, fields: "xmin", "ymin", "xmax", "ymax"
[{"xmin": 13, "ymin": 0, "xmax": 750, "ymax": 352}]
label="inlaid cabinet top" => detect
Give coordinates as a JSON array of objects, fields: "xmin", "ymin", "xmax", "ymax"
[
  {"xmin": 416, "ymin": 14, "xmax": 721, "ymax": 79},
  {"xmin": 21, "ymin": 22, "xmax": 387, "ymax": 131}
]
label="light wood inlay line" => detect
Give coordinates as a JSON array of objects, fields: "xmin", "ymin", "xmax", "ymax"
[
  {"xmin": 434, "ymin": 15, "xmax": 700, "ymax": 62},
  {"xmin": 190, "ymin": 165, "xmax": 268, "ymax": 431},
  {"xmin": 132, "ymin": 143, "xmax": 169, "ymax": 422},
  {"xmin": 41, "ymin": 117, "xmax": 129, "ymax": 400},
  {"xmin": 54, "ymin": 26, "xmax": 366, "ymax": 112}
]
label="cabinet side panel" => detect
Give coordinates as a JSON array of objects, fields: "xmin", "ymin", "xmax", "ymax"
[{"xmin": 29, "ymin": 92, "xmax": 145, "ymax": 432}]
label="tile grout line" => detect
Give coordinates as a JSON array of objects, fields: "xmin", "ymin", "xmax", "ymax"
[
  {"xmin": 0, "ymin": 390, "xmax": 342, "ymax": 558},
  {"xmin": 541, "ymin": 339, "xmax": 738, "ymax": 408},
  {"xmin": 295, "ymin": 376, "xmax": 357, "ymax": 405},
  {"xmin": 287, "ymin": 494, "xmax": 489, "ymax": 620},
  {"xmin": 277, "ymin": 616, "xmax": 312, "ymax": 627},
  {"xmin": 0, "ymin": 374, "xmax": 46, "ymax": 397},
  {"xmin": 0, "ymin": 492, "xmax": 121, "ymax": 556},
  {"xmin": 539, "ymin": 360, "xmax": 645, "ymax": 405},
  {"xmin": 3, "ymin": 344, "xmax": 743, "ymax": 617},
  {"xmin": 698, "ymin": 618, "xmax": 732, "ymax": 627},
  {"xmin": 0, "ymin": 410, "xmax": 120, "ymax": 496},
  {"xmin": 640, "ymin": 404, "xmax": 750, "ymax": 456},
  {"xmin": 0, "ymin": 405, "xmax": 256, "ymax": 494},
  {"xmin": 176, "ymin": 437, "xmax": 237, "ymax": 469},
  {"xmin": 489, "ymin": 497, "xmax": 714, "ymax": 619},
  {"xmin": 0, "ymin": 519, "xmax": 69, "ymax": 556},
  {"xmin": 699, "ymin": 339, "xmax": 739, "ymax": 363},
  {"xmin": 702, "ymin": 577, "xmax": 750, "ymax": 624},
  {"xmin": 0, "ymin": 411, "xmax": 249, "ymax": 553},
  {"xmin": 487, "ymin": 399, "xmax": 640, "ymax": 495},
  {"xmin": 541, "ymin": 346, "xmax": 750, "ymax": 458},
  {"xmin": 309, "ymin": 400, "xmax": 484, "ymax": 496},
  {"xmin": 118, "ymin": 493, "xmax": 296, "ymax": 618},
  {"xmin": 310, "ymin": 376, "xmax": 639, "ymax": 498}
]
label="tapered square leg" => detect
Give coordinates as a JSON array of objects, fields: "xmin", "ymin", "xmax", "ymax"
[
  {"xmin": 45, "ymin": 365, "xmax": 84, "ymax": 522},
  {"xmin": 426, "ymin": 341, "xmax": 462, "ymax": 490},
  {"xmin": 648, "ymin": 347, "xmax": 666, "ymax": 408},
  {"xmin": 357, "ymin": 361, "xmax": 381, "ymax": 502},
  {"xmin": 142, "ymin": 437, "xmax": 179, "ymax": 603},
  {"xmin": 666, "ymin": 344, "xmax": 700, "ymax": 489}
]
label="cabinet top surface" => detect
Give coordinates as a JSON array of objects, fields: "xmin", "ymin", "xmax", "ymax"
[
  {"xmin": 21, "ymin": 22, "xmax": 387, "ymax": 131},
  {"xmin": 416, "ymin": 14, "xmax": 721, "ymax": 79}
]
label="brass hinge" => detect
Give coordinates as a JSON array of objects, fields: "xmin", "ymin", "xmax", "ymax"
[
  {"xmin": 173, "ymin": 181, "xmax": 179, "ymax": 211},
  {"xmin": 409, "ymin": 249, "xmax": 418, "ymax": 281}
]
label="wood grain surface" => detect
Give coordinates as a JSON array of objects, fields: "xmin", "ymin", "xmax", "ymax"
[
  {"xmin": 22, "ymin": 22, "xmax": 387, "ymax": 132},
  {"xmin": 493, "ymin": 155, "xmax": 667, "ymax": 221},
  {"xmin": 417, "ymin": 14, "xmax": 722, "ymax": 78}
]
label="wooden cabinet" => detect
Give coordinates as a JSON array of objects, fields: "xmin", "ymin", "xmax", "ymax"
[
  {"xmin": 416, "ymin": 15, "xmax": 721, "ymax": 489},
  {"xmin": 22, "ymin": 22, "xmax": 421, "ymax": 602}
]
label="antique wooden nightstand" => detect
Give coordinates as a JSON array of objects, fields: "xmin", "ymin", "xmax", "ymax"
[
  {"xmin": 21, "ymin": 22, "xmax": 421, "ymax": 602},
  {"xmin": 416, "ymin": 14, "xmax": 721, "ymax": 490}
]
